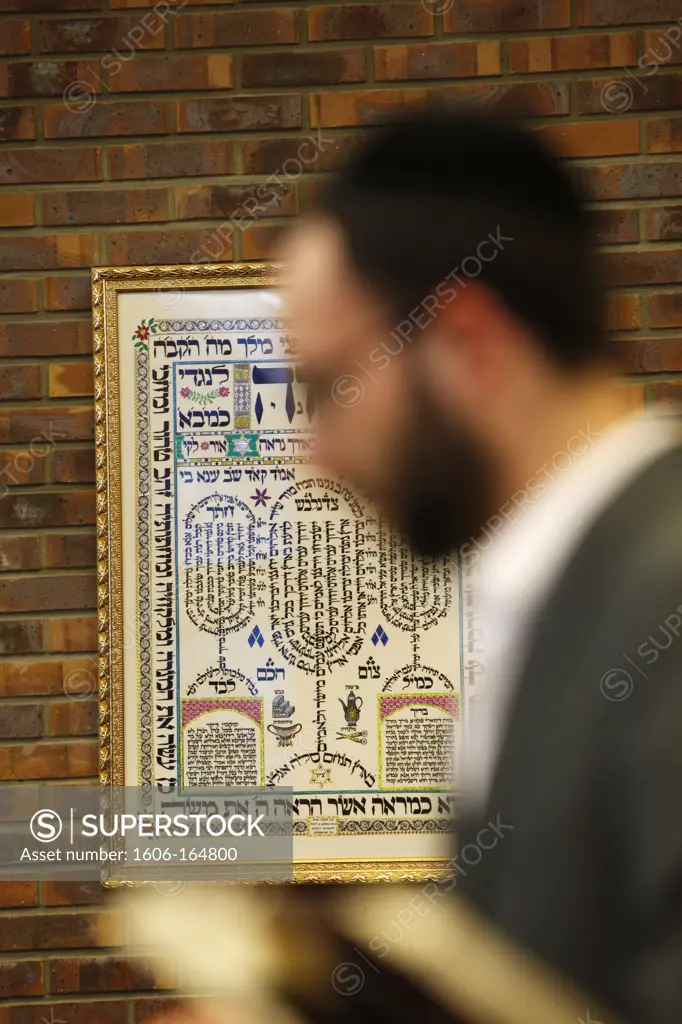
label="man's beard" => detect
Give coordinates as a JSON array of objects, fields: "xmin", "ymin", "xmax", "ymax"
[{"xmin": 386, "ymin": 380, "xmax": 493, "ymax": 559}]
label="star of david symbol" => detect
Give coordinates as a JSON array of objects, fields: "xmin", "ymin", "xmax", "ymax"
[{"xmin": 310, "ymin": 767, "xmax": 332, "ymax": 788}]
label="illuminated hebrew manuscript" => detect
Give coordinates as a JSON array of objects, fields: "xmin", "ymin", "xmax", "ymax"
[{"xmin": 94, "ymin": 264, "xmax": 482, "ymax": 882}]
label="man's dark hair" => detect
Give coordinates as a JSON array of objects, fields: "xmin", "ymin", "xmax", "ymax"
[{"xmin": 314, "ymin": 105, "xmax": 605, "ymax": 369}]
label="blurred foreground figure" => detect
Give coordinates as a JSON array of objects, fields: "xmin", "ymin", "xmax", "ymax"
[
  {"xmin": 120, "ymin": 884, "xmax": 621, "ymax": 1024},
  {"xmin": 281, "ymin": 107, "xmax": 682, "ymax": 1023}
]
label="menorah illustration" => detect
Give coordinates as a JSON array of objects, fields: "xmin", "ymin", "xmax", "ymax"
[
  {"xmin": 379, "ymin": 521, "xmax": 455, "ymax": 691},
  {"xmin": 183, "ymin": 493, "xmax": 256, "ymax": 683}
]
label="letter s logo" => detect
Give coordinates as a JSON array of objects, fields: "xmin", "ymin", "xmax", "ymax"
[{"xmin": 30, "ymin": 809, "xmax": 63, "ymax": 843}]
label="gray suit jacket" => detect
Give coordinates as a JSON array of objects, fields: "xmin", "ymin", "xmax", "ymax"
[{"xmin": 456, "ymin": 444, "xmax": 682, "ymax": 1024}]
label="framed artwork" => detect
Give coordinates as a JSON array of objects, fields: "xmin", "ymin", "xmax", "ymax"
[{"xmin": 93, "ymin": 262, "xmax": 480, "ymax": 883}]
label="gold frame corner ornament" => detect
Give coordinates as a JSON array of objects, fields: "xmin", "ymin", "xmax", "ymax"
[{"xmin": 93, "ymin": 262, "xmax": 453, "ymax": 885}]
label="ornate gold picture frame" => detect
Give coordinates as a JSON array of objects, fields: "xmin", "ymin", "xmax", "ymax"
[{"xmin": 94, "ymin": 262, "xmax": 469, "ymax": 882}]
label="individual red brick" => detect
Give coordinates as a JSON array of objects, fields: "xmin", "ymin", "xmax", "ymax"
[
  {"xmin": 112, "ymin": 0, "xmax": 236, "ymax": 4},
  {"xmin": 175, "ymin": 183, "xmax": 297, "ymax": 221},
  {"xmin": 0, "ymin": 279, "xmax": 37, "ymax": 314},
  {"xmin": 508, "ymin": 32, "xmax": 636, "ymax": 72},
  {"xmin": 0, "ymin": 147, "xmax": 100, "ymax": 184},
  {"xmin": 0, "ymin": 321, "xmax": 92, "ymax": 357},
  {"xmin": 375, "ymin": 41, "xmax": 501, "ymax": 81},
  {"xmin": 0, "ymin": 536, "xmax": 42, "ymax": 571},
  {"xmin": 134, "ymin": 999, "xmax": 185, "ymax": 1024},
  {"xmin": 600, "ymin": 250, "xmax": 682, "ymax": 288},
  {"xmin": 0, "ymin": 491, "xmax": 96, "ymax": 530},
  {"xmin": 43, "ymin": 880, "xmax": 104, "ymax": 906},
  {"xmin": 242, "ymin": 48, "xmax": 366, "ymax": 88},
  {"xmin": 241, "ymin": 225, "xmax": 287, "ymax": 260},
  {"xmin": 310, "ymin": 87, "xmax": 430, "ymax": 127},
  {"xmin": 578, "ymin": 74, "xmax": 682, "ymax": 114},
  {"xmin": 0, "ymin": 235, "xmax": 99, "ymax": 272},
  {"xmin": 49, "ymin": 699, "xmax": 97, "ymax": 737},
  {"xmin": 0, "ymin": 740, "xmax": 97, "ymax": 781},
  {"xmin": 0, "ymin": 191, "xmax": 33, "ymax": 226},
  {"xmin": 44, "ymin": 276, "xmax": 92, "ymax": 311},
  {"xmin": 439, "ymin": 80, "xmax": 571, "ymax": 115},
  {"xmin": 108, "ymin": 139, "xmax": 235, "ymax": 180},
  {"xmin": 1, "ymin": 59, "xmax": 103, "ymax": 98},
  {"xmin": 0, "ymin": 0, "xmax": 101, "ymax": 9},
  {"xmin": 112, "ymin": 53, "xmax": 232, "ymax": 92},
  {"xmin": 580, "ymin": 162, "xmax": 682, "ymax": 200},
  {"xmin": 0, "ymin": 660, "xmax": 60, "ymax": 696},
  {"xmin": 178, "ymin": 95, "xmax": 301, "ymax": 133},
  {"xmin": 648, "ymin": 206, "xmax": 682, "ymax": 241},
  {"xmin": 44, "ymin": 533, "xmax": 96, "ymax": 568},
  {"xmin": 197, "ymin": 175, "xmax": 294, "ymax": 221},
  {"xmin": 0, "ymin": 106, "xmax": 35, "ymax": 141},
  {"xmin": 312, "ymin": 82, "xmax": 569, "ymax": 127},
  {"xmin": 0, "ymin": 365, "xmax": 42, "ymax": 401},
  {"xmin": 605, "ymin": 294, "xmax": 641, "ymax": 332},
  {"xmin": 652, "ymin": 383, "xmax": 682, "ymax": 410},
  {"xmin": 534, "ymin": 120, "xmax": 639, "ymax": 158},
  {"xmin": 643, "ymin": 28, "xmax": 682, "ymax": 66},
  {"xmin": 45, "ymin": 101, "xmax": 169, "ymax": 139},
  {"xmin": 0, "ymin": 995, "xmax": 125, "ymax": 1024},
  {"xmin": 0, "ymin": 882, "xmax": 38, "ymax": 908},
  {"xmin": 51, "ymin": 447, "xmax": 96, "ymax": 483},
  {"xmin": 445, "ymin": 0, "xmax": 568, "ymax": 31},
  {"xmin": 0, "ymin": 658, "xmax": 95, "ymax": 697},
  {"xmin": 0, "ymin": 574, "xmax": 96, "ymax": 614},
  {"xmin": 0, "ymin": 448, "xmax": 46, "ymax": 487},
  {"xmin": 44, "ymin": 188, "xmax": 167, "ymax": 227},
  {"xmin": 615, "ymin": 337, "xmax": 682, "ymax": 374},
  {"xmin": 106, "ymin": 227, "xmax": 233, "ymax": 264},
  {"xmin": 0, "ymin": 914, "xmax": 106, "ymax": 952},
  {"xmin": 0, "ymin": 19, "xmax": 31, "ymax": 55},
  {"xmin": 650, "ymin": 293, "xmax": 682, "ymax": 329},
  {"xmin": 242, "ymin": 133, "xmax": 355, "ymax": 174},
  {"xmin": 50, "ymin": 956, "xmax": 170, "ymax": 994},
  {"xmin": 0, "ymin": 620, "xmax": 43, "ymax": 655},
  {"xmin": 40, "ymin": 16, "xmax": 166, "ymax": 53},
  {"xmin": 0, "ymin": 407, "xmax": 93, "ymax": 443},
  {"xmin": 649, "ymin": 117, "xmax": 682, "ymax": 153},
  {"xmin": 590, "ymin": 208, "xmax": 639, "ymax": 244},
  {"xmin": 0, "ymin": 704, "xmax": 43, "ymax": 739},
  {"xmin": 49, "ymin": 362, "xmax": 94, "ymax": 398},
  {"xmin": 0, "ymin": 960, "xmax": 44, "ymax": 998},
  {"xmin": 309, "ymin": 3, "xmax": 432, "ymax": 41},
  {"xmin": 578, "ymin": 0, "xmax": 682, "ymax": 25},
  {"xmin": 175, "ymin": 10, "xmax": 299, "ymax": 48}
]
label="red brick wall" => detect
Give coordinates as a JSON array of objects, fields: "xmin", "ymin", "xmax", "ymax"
[{"xmin": 0, "ymin": 0, "xmax": 681, "ymax": 1015}]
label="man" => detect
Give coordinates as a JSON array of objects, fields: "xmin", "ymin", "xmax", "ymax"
[{"xmin": 281, "ymin": 107, "xmax": 682, "ymax": 1024}]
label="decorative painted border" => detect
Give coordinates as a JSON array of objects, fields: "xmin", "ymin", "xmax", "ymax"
[
  {"xmin": 136, "ymin": 347, "xmax": 153, "ymax": 785},
  {"xmin": 92, "ymin": 261, "xmax": 452, "ymax": 885}
]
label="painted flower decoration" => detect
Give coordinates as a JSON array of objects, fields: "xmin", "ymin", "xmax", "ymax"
[
  {"xmin": 219, "ymin": 386, "xmax": 230, "ymax": 398},
  {"xmin": 132, "ymin": 317, "xmax": 158, "ymax": 351},
  {"xmin": 251, "ymin": 488, "xmax": 270, "ymax": 507},
  {"xmin": 180, "ymin": 387, "xmax": 191, "ymax": 398},
  {"xmin": 200, "ymin": 441, "xmax": 210, "ymax": 451}
]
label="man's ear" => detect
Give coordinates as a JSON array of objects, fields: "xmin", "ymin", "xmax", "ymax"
[{"xmin": 421, "ymin": 281, "xmax": 513, "ymax": 413}]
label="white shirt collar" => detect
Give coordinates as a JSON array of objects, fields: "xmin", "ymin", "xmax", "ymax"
[
  {"xmin": 475, "ymin": 410, "xmax": 682, "ymax": 619},
  {"xmin": 461, "ymin": 408, "xmax": 682, "ymax": 807}
]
